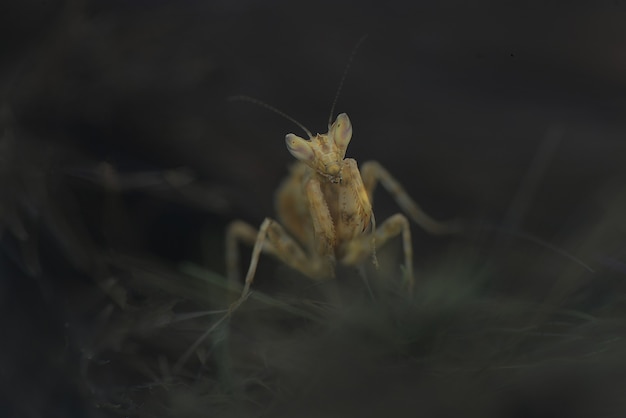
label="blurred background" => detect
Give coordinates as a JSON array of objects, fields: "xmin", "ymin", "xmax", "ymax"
[{"xmin": 2, "ymin": 0, "xmax": 626, "ymax": 416}]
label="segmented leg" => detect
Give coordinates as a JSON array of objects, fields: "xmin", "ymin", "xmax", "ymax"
[
  {"xmin": 225, "ymin": 220, "xmax": 260, "ymax": 285},
  {"xmin": 337, "ymin": 159, "xmax": 377, "ymax": 267},
  {"xmin": 305, "ymin": 177, "xmax": 336, "ymax": 263},
  {"xmin": 340, "ymin": 213, "xmax": 414, "ymax": 291},
  {"xmin": 361, "ymin": 161, "xmax": 460, "ymax": 235},
  {"xmin": 226, "ymin": 218, "xmax": 333, "ymax": 302}
]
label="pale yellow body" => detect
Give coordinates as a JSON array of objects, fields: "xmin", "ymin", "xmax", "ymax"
[{"xmin": 226, "ymin": 113, "xmax": 458, "ymax": 302}]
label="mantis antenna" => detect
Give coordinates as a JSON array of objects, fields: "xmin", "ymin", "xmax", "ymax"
[
  {"xmin": 328, "ymin": 34, "xmax": 369, "ymax": 129},
  {"xmin": 228, "ymin": 95, "xmax": 313, "ymax": 139},
  {"xmin": 231, "ymin": 35, "xmax": 368, "ymax": 136}
]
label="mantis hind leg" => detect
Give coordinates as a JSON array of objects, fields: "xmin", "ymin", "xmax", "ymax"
[{"xmin": 361, "ymin": 161, "xmax": 461, "ymax": 235}]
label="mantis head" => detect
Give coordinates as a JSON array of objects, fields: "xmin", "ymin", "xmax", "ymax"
[{"xmin": 285, "ymin": 113, "xmax": 353, "ymax": 182}]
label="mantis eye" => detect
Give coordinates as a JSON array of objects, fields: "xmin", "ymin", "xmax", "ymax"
[
  {"xmin": 285, "ymin": 134, "xmax": 315, "ymax": 162},
  {"xmin": 331, "ymin": 113, "xmax": 352, "ymax": 158}
]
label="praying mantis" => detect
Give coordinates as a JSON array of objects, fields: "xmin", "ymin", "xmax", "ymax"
[{"xmin": 225, "ymin": 104, "xmax": 460, "ymax": 306}]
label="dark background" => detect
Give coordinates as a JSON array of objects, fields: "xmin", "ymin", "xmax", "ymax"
[{"xmin": 2, "ymin": 0, "xmax": 626, "ymax": 417}]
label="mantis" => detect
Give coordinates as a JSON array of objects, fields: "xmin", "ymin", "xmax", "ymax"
[{"xmin": 225, "ymin": 108, "xmax": 460, "ymax": 306}]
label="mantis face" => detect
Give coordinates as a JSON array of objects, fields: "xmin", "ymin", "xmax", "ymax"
[{"xmin": 285, "ymin": 113, "xmax": 353, "ymax": 182}]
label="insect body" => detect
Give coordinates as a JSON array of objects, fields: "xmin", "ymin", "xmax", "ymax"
[{"xmin": 226, "ymin": 112, "xmax": 458, "ymax": 303}]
